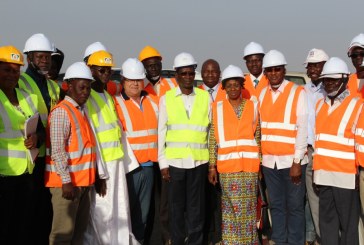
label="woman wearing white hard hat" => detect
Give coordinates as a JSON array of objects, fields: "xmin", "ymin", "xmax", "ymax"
[
  {"xmin": 208, "ymin": 65, "xmax": 260, "ymax": 244},
  {"xmin": 114, "ymin": 58, "xmax": 159, "ymax": 243}
]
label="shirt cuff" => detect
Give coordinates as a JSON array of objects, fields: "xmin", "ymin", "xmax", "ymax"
[
  {"xmin": 60, "ymin": 173, "xmax": 72, "ymax": 184},
  {"xmin": 158, "ymin": 160, "xmax": 169, "ymax": 170}
]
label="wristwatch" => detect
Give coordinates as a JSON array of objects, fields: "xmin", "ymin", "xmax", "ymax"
[{"xmin": 293, "ymin": 158, "xmax": 301, "ymax": 165}]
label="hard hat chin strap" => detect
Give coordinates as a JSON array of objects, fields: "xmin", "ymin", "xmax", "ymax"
[
  {"xmin": 30, "ymin": 61, "xmax": 49, "ymax": 76},
  {"xmin": 327, "ymin": 81, "xmax": 344, "ymax": 97}
]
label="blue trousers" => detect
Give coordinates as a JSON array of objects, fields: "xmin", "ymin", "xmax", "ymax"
[
  {"xmin": 262, "ymin": 165, "xmax": 306, "ymax": 245},
  {"xmin": 126, "ymin": 166, "xmax": 154, "ymax": 241}
]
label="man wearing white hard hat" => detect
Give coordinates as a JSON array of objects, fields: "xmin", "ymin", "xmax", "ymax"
[
  {"xmin": 313, "ymin": 57, "xmax": 361, "ymax": 245},
  {"xmin": 259, "ymin": 50, "xmax": 308, "ymax": 245},
  {"xmin": 114, "ymin": 58, "xmax": 159, "ymax": 244},
  {"xmin": 347, "ymin": 33, "xmax": 364, "ymax": 98},
  {"xmin": 303, "ymin": 48, "xmax": 329, "ymax": 244},
  {"xmin": 45, "ymin": 62, "xmax": 98, "ymax": 244},
  {"xmin": 18, "ymin": 33, "xmax": 60, "ymax": 244},
  {"xmin": 158, "ymin": 52, "xmax": 211, "ymax": 245},
  {"xmin": 242, "ymin": 42, "xmax": 269, "ymax": 101}
]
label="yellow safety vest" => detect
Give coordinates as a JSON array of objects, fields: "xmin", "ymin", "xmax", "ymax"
[
  {"xmin": 86, "ymin": 90, "xmax": 124, "ymax": 162},
  {"xmin": 0, "ymin": 88, "xmax": 38, "ymax": 175},
  {"xmin": 18, "ymin": 72, "xmax": 60, "ymax": 157},
  {"xmin": 165, "ymin": 88, "xmax": 210, "ymax": 160}
]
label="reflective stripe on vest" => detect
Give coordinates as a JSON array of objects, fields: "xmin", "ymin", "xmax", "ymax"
[
  {"xmin": 165, "ymin": 88, "xmax": 209, "ymax": 161},
  {"xmin": 314, "ymin": 96, "xmax": 361, "ymax": 174},
  {"xmin": 214, "ymin": 99, "xmax": 260, "ymax": 173},
  {"xmin": 115, "ymin": 95, "xmax": 158, "ymax": 162},
  {"xmin": 45, "ymin": 100, "xmax": 96, "ymax": 187},
  {"xmin": 86, "ymin": 90, "xmax": 123, "ymax": 162},
  {"xmin": 259, "ymin": 82, "xmax": 300, "ymax": 155}
]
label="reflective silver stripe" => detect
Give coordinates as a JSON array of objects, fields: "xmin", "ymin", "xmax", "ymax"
[
  {"xmin": 167, "ymin": 124, "xmax": 208, "ymax": 132},
  {"xmin": 18, "ymin": 89, "xmax": 37, "ymax": 114},
  {"xmin": 126, "ymin": 129, "xmax": 158, "ymax": 138},
  {"xmin": 260, "ymin": 121, "xmax": 296, "ymax": 130},
  {"xmin": 0, "ymin": 149, "xmax": 27, "ymax": 158},
  {"xmin": 337, "ymin": 97, "xmax": 359, "ymax": 137},
  {"xmin": 166, "ymin": 142, "xmax": 207, "ymax": 149},
  {"xmin": 356, "ymin": 144, "xmax": 364, "ymax": 153},
  {"xmin": 284, "ymin": 84, "xmax": 298, "ymax": 124},
  {"xmin": 115, "ymin": 95, "xmax": 134, "ymax": 131},
  {"xmin": 45, "ymin": 161, "xmax": 94, "ymax": 173},
  {"xmin": 0, "ymin": 131, "xmax": 23, "ymax": 138},
  {"xmin": 217, "ymin": 151, "xmax": 259, "ymax": 161},
  {"xmin": 316, "ymin": 99, "xmax": 324, "ymax": 116},
  {"xmin": 19, "ymin": 74, "xmax": 33, "ymax": 92},
  {"xmin": 99, "ymin": 141, "xmax": 120, "ymax": 149},
  {"xmin": 316, "ymin": 133, "xmax": 355, "ymax": 146},
  {"xmin": 216, "ymin": 101, "xmax": 225, "ymax": 142},
  {"xmin": 261, "ymin": 134, "xmax": 296, "ymax": 144},
  {"xmin": 219, "ymin": 139, "xmax": 257, "ymax": 148},
  {"xmin": 87, "ymin": 92, "xmax": 117, "ymax": 132},
  {"xmin": 258, "ymin": 87, "xmax": 268, "ymax": 108},
  {"xmin": 146, "ymin": 96, "xmax": 159, "ymax": 118},
  {"xmin": 68, "ymin": 147, "xmax": 94, "ymax": 159},
  {"xmin": 356, "ymin": 127, "xmax": 364, "ymax": 136},
  {"xmin": 130, "ymin": 142, "xmax": 158, "ymax": 150},
  {"xmin": 48, "ymin": 80, "xmax": 59, "ymax": 102},
  {"xmin": 164, "ymin": 78, "xmax": 176, "ymax": 88},
  {"xmin": 0, "ymin": 97, "xmax": 12, "ymax": 130},
  {"xmin": 315, "ymin": 147, "xmax": 355, "ymax": 160}
]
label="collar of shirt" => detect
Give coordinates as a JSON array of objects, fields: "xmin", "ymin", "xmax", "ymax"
[
  {"xmin": 249, "ymin": 73, "xmax": 263, "ymax": 81},
  {"xmin": 324, "ymin": 89, "xmax": 350, "ymax": 104},
  {"xmin": 307, "ymin": 80, "xmax": 324, "ymax": 93},
  {"xmin": 65, "ymin": 95, "xmax": 83, "ymax": 110},
  {"xmin": 121, "ymin": 88, "xmax": 148, "ymax": 100},
  {"xmin": 202, "ymin": 82, "xmax": 221, "ymax": 91},
  {"xmin": 268, "ymin": 79, "xmax": 289, "ymax": 93},
  {"xmin": 175, "ymin": 86, "xmax": 196, "ymax": 97}
]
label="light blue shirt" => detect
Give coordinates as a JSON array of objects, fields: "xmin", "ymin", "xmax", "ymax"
[{"xmin": 304, "ymin": 81, "xmax": 326, "ymax": 145}]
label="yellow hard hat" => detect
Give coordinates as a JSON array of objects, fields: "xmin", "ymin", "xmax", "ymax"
[
  {"xmin": 0, "ymin": 46, "xmax": 24, "ymax": 65},
  {"xmin": 87, "ymin": 50, "xmax": 114, "ymax": 67},
  {"xmin": 138, "ymin": 46, "xmax": 162, "ymax": 62}
]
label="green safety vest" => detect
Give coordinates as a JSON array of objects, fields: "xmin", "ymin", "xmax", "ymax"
[
  {"xmin": 165, "ymin": 88, "xmax": 210, "ymax": 160},
  {"xmin": 0, "ymin": 88, "xmax": 38, "ymax": 175},
  {"xmin": 85, "ymin": 90, "xmax": 124, "ymax": 162},
  {"xmin": 18, "ymin": 72, "xmax": 60, "ymax": 157}
]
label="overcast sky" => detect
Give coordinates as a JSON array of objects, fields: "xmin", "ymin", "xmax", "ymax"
[{"xmin": 1, "ymin": 0, "xmax": 363, "ymax": 73}]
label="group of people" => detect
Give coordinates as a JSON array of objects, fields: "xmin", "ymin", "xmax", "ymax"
[{"xmin": 1, "ymin": 32, "xmax": 364, "ymax": 245}]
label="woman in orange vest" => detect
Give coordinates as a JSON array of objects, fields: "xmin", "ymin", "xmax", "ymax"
[{"xmin": 208, "ymin": 65, "xmax": 260, "ymax": 244}]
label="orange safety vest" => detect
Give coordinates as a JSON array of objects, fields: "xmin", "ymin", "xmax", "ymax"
[
  {"xmin": 45, "ymin": 100, "xmax": 96, "ymax": 187},
  {"xmin": 259, "ymin": 82, "xmax": 302, "ymax": 155},
  {"xmin": 198, "ymin": 83, "xmax": 227, "ymax": 102},
  {"xmin": 356, "ymin": 105, "xmax": 364, "ymax": 167},
  {"xmin": 242, "ymin": 74, "xmax": 269, "ymax": 100},
  {"xmin": 114, "ymin": 95, "xmax": 158, "ymax": 163},
  {"xmin": 213, "ymin": 99, "xmax": 260, "ymax": 173},
  {"xmin": 144, "ymin": 77, "xmax": 177, "ymax": 101},
  {"xmin": 314, "ymin": 95, "xmax": 362, "ymax": 173},
  {"xmin": 347, "ymin": 73, "xmax": 364, "ymax": 99}
]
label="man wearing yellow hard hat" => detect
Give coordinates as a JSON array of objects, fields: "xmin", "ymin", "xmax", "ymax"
[{"xmin": 0, "ymin": 45, "xmax": 44, "ymax": 244}]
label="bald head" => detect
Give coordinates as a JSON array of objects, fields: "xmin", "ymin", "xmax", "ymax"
[{"xmin": 201, "ymin": 59, "xmax": 221, "ymax": 88}]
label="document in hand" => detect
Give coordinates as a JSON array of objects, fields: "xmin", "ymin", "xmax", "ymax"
[{"xmin": 24, "ymin": 113, "xmax": 40, "ymax": 163}]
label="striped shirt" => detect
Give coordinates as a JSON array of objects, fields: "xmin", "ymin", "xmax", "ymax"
[{"xmin": 49, "ymin": 96, "xmax": 85, "ymax": 184}]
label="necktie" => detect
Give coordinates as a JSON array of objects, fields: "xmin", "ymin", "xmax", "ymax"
[
  {"xmin": 254, "ymin": 79, "xmax": 259, "ymax": 88},
  {"xmin": 208, "ymin": 88, "xmax": 214, "ymax": 102}
]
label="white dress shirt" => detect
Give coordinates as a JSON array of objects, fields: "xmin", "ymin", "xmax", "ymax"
[
  {"xmin": 202, "ymin": 82, "xmax": 221, "ymax": 101},
  {"xmin": 158, "ymin": 87, "xmax": 212, "ymax": 170},
  {"xmin": 304, "ymin": 81, "xmax": 326, "ymax": 146},
  {"xmin": 249, "ymin": 73, "xmax": 263, "ymax": 88},
  {"xmin": 261, "ymin": 80, "xmax": 308, "ymax": 169}
]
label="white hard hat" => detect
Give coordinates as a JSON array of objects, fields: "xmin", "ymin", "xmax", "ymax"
[
  {"xmin": 84, "ymin": 42, "xmax": 107, "ymax": 59},
  {"xmin": 243, "ymin": 42, "xmax": 265, "ymax": 58},
  {"xmin": 221, "ymin": 65, "xmax": 244, "ymax": 81},
  {"xmin": 304, "ymin": 48, "xmax": 329, "ymax": 67},
  {"xmin": 122, "ymin": 58, "xmax": 146, "ymax": 80},
  {"xmin": 263, "ymin": 50, "xmax": 287, "ymax": 68},
  {"xmin": 320, "ymin": 57, "xmax": 350, "ymax": 79},
  {"xmin": 348, "ymin": 33, "xmax": 364, "ymax": 54},
  {"xmin": 64, "ymin": 62, "xmax": 94, "ymax": 81},
  {"xmin": 23, "ymin": 33, "xmax": 54, "ymax": 53},
  {"xmin": 173, "ymin": 52, "xmax": 197, "ymax": 70}
]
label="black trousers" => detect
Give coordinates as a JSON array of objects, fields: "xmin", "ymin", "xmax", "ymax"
[
  {"xmin": 319, "ymin": 185, "xmax": 360, "ymax": 245},
  {"xmin": 169, "ymin": 164, "xmax": 208, "ymax": 245},
  {"xmin": 0, "ymin": 173, "xmax": 33, "ymax": 245}
]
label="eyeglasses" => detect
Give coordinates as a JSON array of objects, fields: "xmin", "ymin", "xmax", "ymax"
[
  {"xmin": 265, "ymin": 67, "xmax": 284, "ymax": 73},
  {"xmin": 178, "ymin": 71, "xmax": 196, "ymax": 77},
  {"xmin": 349, "ymin": 51, "xmax": 364, "ymax": 59},
  {"xmin": 95, "ymin": 67, "xmax": 112, "ymax": 74}
]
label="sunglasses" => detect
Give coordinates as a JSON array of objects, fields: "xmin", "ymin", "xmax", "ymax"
[
  {"xmin": 265, "ymin": 67, "xmax": 284, "ymax": 73},
  {"xmin": 349, "ymin": 51, "xmax": 364, "ymax": 59},
  {"xmin": 178, "ymin": 71, "xmax": 196, "ymax": 77},
  {"xmin": 95, "ymin": 67, "xmax": 112, "ymax": 74}
]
